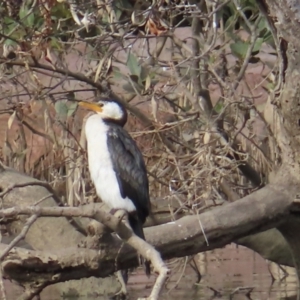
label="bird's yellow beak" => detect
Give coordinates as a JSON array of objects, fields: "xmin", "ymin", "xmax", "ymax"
[{"xmin": 78, "ymin": 101, "xmax": 103, "ymax": 112}]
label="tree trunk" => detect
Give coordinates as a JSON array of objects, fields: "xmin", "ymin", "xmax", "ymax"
[{"xmin": 256, "ymin": 0, "xmax": 300, "ymax": 283}]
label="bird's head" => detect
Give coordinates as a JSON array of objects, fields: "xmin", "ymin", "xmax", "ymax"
[{"xmin": 79, "ymin": 99, "xmax": 127, "ymax": 126}]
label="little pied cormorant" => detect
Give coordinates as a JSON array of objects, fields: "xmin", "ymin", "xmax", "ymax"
[{"xmin": 79, "ymin": 99, "xmax": 150, "ymax": 274}]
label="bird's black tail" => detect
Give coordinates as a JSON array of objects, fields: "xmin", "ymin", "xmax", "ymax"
[{"xmin": 128, "ymin": 214, "xmax": 151, "ymax": 276}]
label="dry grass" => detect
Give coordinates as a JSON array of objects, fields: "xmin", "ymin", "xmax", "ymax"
[{"xmin": 0, "ymin": 0, "xmax": 279, "ymax": 216}]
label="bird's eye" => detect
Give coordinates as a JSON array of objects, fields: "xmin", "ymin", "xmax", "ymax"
[{"xmin": 98, "ymin": 103, "xmax": 104, "ymax": 107}]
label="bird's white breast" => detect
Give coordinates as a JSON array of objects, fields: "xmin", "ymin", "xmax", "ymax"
[{"xmin": 85, "ymin": 114, "xmax": 136, "ymax": 212}]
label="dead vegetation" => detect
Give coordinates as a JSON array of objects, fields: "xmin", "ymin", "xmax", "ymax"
[{"xmin": 0, "ymin": 0, "xmax": 275, "ymax": 207}]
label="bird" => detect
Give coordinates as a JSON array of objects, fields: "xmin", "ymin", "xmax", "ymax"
[{"xmin": 79, "ymin": 99, "xmax": 151, "ymax": 275}]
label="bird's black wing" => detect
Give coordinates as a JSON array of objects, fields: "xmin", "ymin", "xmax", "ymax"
[{"xmin": 106, "ymin": 123, "xmax": 150, "ymax": 223}]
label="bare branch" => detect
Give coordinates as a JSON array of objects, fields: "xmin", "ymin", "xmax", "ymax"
[{"xmin": 0, "ymin": 214, "xmax": 38, "ymax": 261}]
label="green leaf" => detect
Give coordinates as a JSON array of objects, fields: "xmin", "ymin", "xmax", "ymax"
[
  {"xmin": 230, "ymin": 41, "xmax": 249, "ymax": 59},
  {"xmin": 19, "ymin": 4, "xmax": 35, "ymax": 27},
  {"xmin": 114, "ymin": 0, "xmax": 132, "ymax": 21},
  {"xmin": 226, "ymin": 31, "xmax": 243, "ymax": 44},
  {"xmin": 50, "ymin": 2, "xmax": 71, "ymax": 19},
  {"xmin": 230, "ymin": 37, "xmax": 263, "ymax": 60},
  {"xmin": 257, "ymin": 18, "xmax": 267, "ymax": 33},
  {"xmin": 67, "ymin": 102, "xmax": 78, "ymax": 117},
  {"xmin": 12, "ymin": 28, "xmax": 26, "ymax": 41},
  {"xmin": 4, "ymin": 39, "xmax": 18, "ymax": 47},
  {"xmin": 214, "ymin": 100, "xmax": 224, "ymax": 113},
  {"xmin": 55, "ymin": 100, "xmax": 78, "ymax": 117},
  {"xmin": 266, "ymin": 82, "xmax": 275, "ymax": 90},
  {"xmin": 115, "ymin": 8, "xmax": 122, "ymax": 20},
  {"xmin": 263, "ymin": 32, "xmax": 275, "ymax": 48},
  {"xmin": 224, "ymin": 15, "xmax": 237, "ymax": 33},
  {"xmin": 112, "ymin": 67, "xmax": 126, "ymax": 80},
  {"xmin": 140, "ymin": 66, "xmax": 149, "ymax": 82},
  {"xmin": 50, "ymin": 37, "xmax": 62, "ymax": 50},
  {"xmin": 26, "ymin": 11, "xmax": 35, "ymax": 27},
  {"xmin": 19, "ymin": 5, "xmax": 28, "ymax": 21},
  {"xmin": 55, "ymin": 101, "xmax": 68, "ymax": 116},
  {"xmin": 3, "ymin": 17, "xmax": 17, "ymax": 34},
  {"xmin": 252, "ymin": 37, "xmax": 263, "ymax": 53},
  {"xmin": 127, "ymin": 52, "xmax": 141, "ymax": 76}
]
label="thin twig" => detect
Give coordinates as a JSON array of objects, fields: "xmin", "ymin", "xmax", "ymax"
[
  {"xmin": 0, "ymin": 214, "xmax": 38, "ymax": 261},
  {"xmin": 0, "ymin": 57, "xmax": 154, "ymax": 129},
  {"xmin": 0, "ymin": 181, "xmax": 53, "ymax": 198}
]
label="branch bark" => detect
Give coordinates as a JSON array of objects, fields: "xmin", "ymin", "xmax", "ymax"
[
  {"xmin": 1, "ymin": 166, "xmax": 299, "ymax": 298},
  {"xmin": 1, "ymin": 181, "xmax": 297, "ymax": 275}
]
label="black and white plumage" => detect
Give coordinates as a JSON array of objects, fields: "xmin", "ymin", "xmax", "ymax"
[{"xmin": 79, "ymin": 99, "xmax": 150, "ymax": 273}]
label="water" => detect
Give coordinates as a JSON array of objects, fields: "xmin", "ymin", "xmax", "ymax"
[
  {"xmin": 127, "ymin": 245, "xmax": 298, "ymax": 300},
  {"xmin": 4, "ymin": 244, "xmax": 299, "ymax": 299}
]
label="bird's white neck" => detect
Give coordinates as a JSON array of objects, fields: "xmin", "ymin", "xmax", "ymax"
[{"xmin": 85, "ymin": 114, "xmax": 108, "ymax": 141}]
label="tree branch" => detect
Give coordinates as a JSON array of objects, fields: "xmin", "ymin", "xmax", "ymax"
[{"xmin": 1, "ymin": 182, "xmax": 296, "ymax": 271}]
